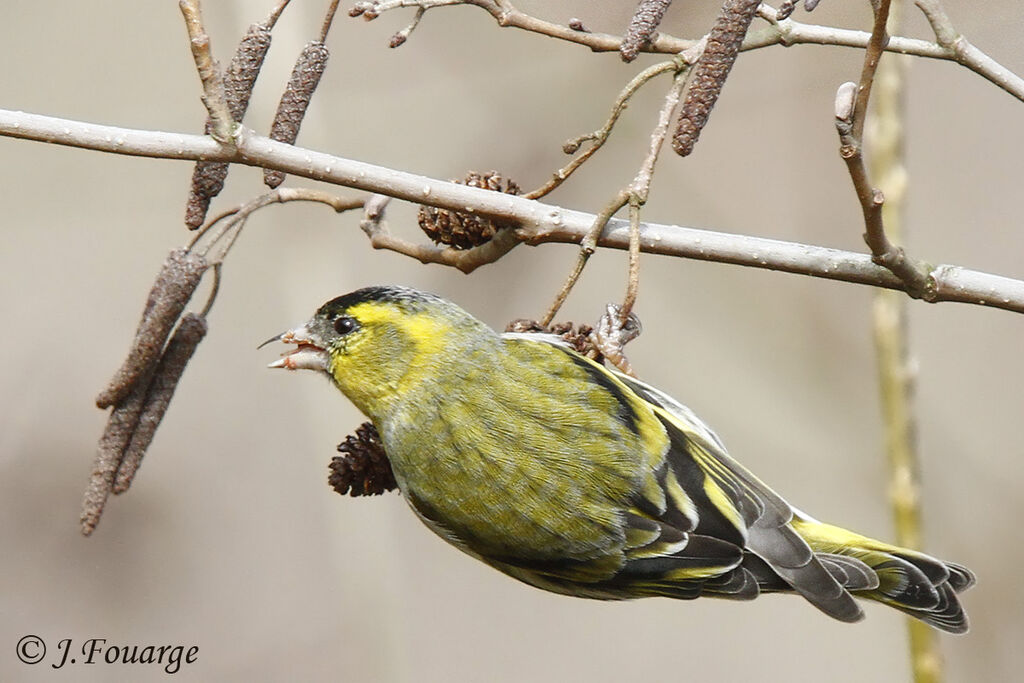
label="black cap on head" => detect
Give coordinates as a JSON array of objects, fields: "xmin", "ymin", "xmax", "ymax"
[{"xmin": 317, "ymin": 286, "xmax": 443, "ymax": 318}]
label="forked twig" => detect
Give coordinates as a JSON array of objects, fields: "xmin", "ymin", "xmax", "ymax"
[{"xmin": 179, "ymin": 0, "xmax": 235, "ymax": 144}]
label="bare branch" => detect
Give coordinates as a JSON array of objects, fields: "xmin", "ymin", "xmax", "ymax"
[
  {"xmin": 632, "ymin": 67, "xmax": 689, "ymax": 203},
  {"xmin": 179, "ymin": 0, "xmax": 235, "ymax": 143},
  {"xmin": 833, "ymin": 0, "xmax": 930, "ymax": 296},
  {"xmin": 914, "ymin": 0, "xmax": 958, "ymax": 47},
  {"xmin": 621, "ymin": 66, "xmax": 688, "ymax": 320},
  {"xmin": 319, "ymin": 0, "xmax": 342, "ymax": 42},
  {"xmin": 621, "ymin": 198, "xmax": 642, "ymax": 320},
  {"xmin": 850, "ymin": 0, "xmax": 892, "ymax": 142},
  {"xmin": 352, "ymin": 1, "xmax": 1024, "ymax": 101},
  {"xmin": 2, "ymin": 109, "xmax": 1024, "ymax": 315},
  {"xmin": 185, "ymin": 1, "xmax": 286, "ymax": 229},
  {"xmin": 912, "ymin": 0, "xmax": 1022, "ymax": 101}
]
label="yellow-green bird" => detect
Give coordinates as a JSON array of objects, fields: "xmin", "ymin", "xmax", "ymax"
[{"xmin": 267, "ymin": 285, "xmax": 974, "ymax": 633}]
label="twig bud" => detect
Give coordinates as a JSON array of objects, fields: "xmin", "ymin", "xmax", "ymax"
[
  {"xmin": 777, "ymin": 1, "xmax": 796, "ymax": 20},
  {"xmin": 264, "ymin": 41, "xmax": 330, "ymax": 188},
  {"xmin": 568, "ymin": 18, "xmax": 589, "ymax": 33},
  {"xmin": 835, "ymin": 81, "xmax": 858, "ymax": 123},
  {"xmin": 96, "ymin": 249, "xmax": 208, "ymax": 409},
  {"xmin": 113, "ymin": 314, "xmax": 208, "ymax": 495}
]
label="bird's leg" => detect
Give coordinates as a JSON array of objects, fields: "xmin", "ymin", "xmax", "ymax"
[{"xmin": 591, "ymin": 303, "xmax": 642, "ymax": 376}]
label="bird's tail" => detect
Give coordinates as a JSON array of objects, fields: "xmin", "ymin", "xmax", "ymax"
[{"xmin": 789, "ymin": 515, "xmax": 976, "ymax": 634}]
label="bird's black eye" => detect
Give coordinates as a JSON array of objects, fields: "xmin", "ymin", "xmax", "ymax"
[{"xmin": 333, "ymin": 316, "xmax": 357, "ymax": 335}]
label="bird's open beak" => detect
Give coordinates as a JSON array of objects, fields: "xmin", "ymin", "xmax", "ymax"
[{"xmin": 263, "ymin": 325, "xmax": 330, "ymax": 372}]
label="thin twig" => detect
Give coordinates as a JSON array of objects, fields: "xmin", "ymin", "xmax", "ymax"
[
  {"xmin": 268, "ymin": 0, "xmax": 292, "ymax": 26},
  {"xmin": 631, "ymin": 66, "xmax": 689, "ymax": 204},
  {"xmin": 621, "ymin": 198, "xmax": 643, "ymax": 320},
  {"xmin": 850, "ymin": 0, "xmax": 892, "ymax": 142},
  {"xmin": 200, "ymin": 264, "xmax": 222, "ymax": 318},
  {"xmin": 179, "ymin": 0, "xmax": 235, "ymax": 143},
  {"xmin": 525, "ymin": 60, "xmax": 678, "ymax": 200},
  {"xmin": 351, "ymin": 0, "xmax": 1024, "ymax": 101},
  {"xmin": 833, "ymin": 0, "xmax": 929, "ymax": 296},
  {"xmin": 3, "ymin": 110, "xmax": 1024, "ymax": 314},
  {"xmin": 192, "ymin": 188, "xmax": 365, "ymax": 264},
  {"xmin": 320, "ymin": 0, "xmax": 343, "ymax": 42},
  {"xmin": 390, "ymin": 7, "xmax": 427, "ymax": 47},
  {"xmin": 360, "ymin": 194, "xmax": 520, "ymax": 273},
  {"xmin": 912, "ymin": 0, "xmax": 1021, "ymax": 100},
  {"xmin": 619, "ymin": 65, "xmax": 689, "ymax": 321},
  {"xmin": 545, "ymin": 62, "xmax": 689, "ymax": 326},
  {"xmin": 542, "ymin": 191, "xmax": 629, "ymax": 326}
]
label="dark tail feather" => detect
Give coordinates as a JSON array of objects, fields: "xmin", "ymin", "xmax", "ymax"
[
  {"xmin": 817, "ymin": 553, "xmax": 880, "ymax": 591},
  {"xmin": 792, "ymin": 517, "xmax": 975, "ymax": 634},
  {"xmin": 945, "ymin": 562, "xmax": 977, "ymax": 592},
  {"xmin": 888, "ymin": 582, "xmax": 970, "ymax": 634},
  {"xmin": 740, "ymin": 551, "xmax": 880, "ymax": 593}
]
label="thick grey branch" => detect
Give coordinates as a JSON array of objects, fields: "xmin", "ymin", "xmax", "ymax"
[{"xmin": 2, "ymin": 108, "xmax": 1023, "ymax": 314}]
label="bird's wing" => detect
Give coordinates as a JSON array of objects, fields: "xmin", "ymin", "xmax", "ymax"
[
  {"xmin": 612, "ymin": 510, "xmax": 757, "ymax": 600},
  {"xmin": 613, "ymin": 371, "xmax": 864, "ymax": 622}
]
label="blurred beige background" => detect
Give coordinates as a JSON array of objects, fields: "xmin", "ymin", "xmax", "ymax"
[{"xmin": 2, "ymin": 1, "xmax": 1022, "ymax": 681}]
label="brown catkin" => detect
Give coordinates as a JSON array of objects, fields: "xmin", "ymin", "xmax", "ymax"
[
  {"xmin": 620, "ymin": 0, "xmax": 673, "ymax": 62},
  {"xmin": 224, "ymin": 25, "xmax": 274, "ymax": 118},
  {"xmin": 113, "ymin": 314, "xmax": 208, "ymax": 495},
  {"xmin": 82, "ymin": 370, "xmax": 156, "ymax": 535},
  {"xmin": 264, "ymin": 41, "xmax": 330, "ymax": 188},
  {"xmin": 96, "ymin": 250, "xmax": 208, "ymax": 409},
  {"xmin": 184, "ymin": 22, "xmax": 275, "ymax": 229},
  {"xmin": 672, "ymin": 0, "xmax": 761, "ymax": 157}
]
